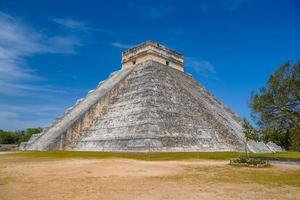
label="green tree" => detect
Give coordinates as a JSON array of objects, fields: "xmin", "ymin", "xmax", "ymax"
[
  {"xmin": 0, "ymin": 128, "xmax": 42, "ymax": 144},
  {"xmin": 249, "ymin": 60, "xmax": 300, "ymax": 150},
  {"xmin": 19, "ymin": 128, "xmax": 42, "ymax": 143},
  {"xmin": 290, "ymin": 128, "xmax": 300, "ymax": 151},
  {"xmin": 0, "ymin": 130, "xmax": 18, "ymax": 144},
  {"xmin": 243, "ymin": 119, "xmax": 259, "ymax": 158}
]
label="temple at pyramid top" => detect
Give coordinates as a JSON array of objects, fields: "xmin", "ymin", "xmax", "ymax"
[{"xmin": 121, "ymin": 41, "xmax": 184, "ymax": 72}]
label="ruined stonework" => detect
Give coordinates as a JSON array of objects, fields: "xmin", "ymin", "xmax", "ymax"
[{"xmin": 20, "ymin": 41, "xmax": 282, "ymax": 153}]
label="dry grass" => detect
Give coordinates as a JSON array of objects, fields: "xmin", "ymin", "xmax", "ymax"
[
  {"xmin": 158, "ymin": 164, "xmax": 300, "ymax": 187},
  {"xmin": 1, "ymin": 152, "xmax": 300, "ymax": 200}
]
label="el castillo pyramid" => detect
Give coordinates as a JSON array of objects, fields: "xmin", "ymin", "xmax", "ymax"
[{"xmin": 20, "ymin": 41, "xmax": 283, "ymax": 153}]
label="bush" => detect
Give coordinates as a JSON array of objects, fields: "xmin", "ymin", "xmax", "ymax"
[{"xmin": 230, "ymin": 157, "xmax": 270, "ymax": 167}]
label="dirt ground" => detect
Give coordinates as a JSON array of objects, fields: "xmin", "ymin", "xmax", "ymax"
[{"xmin": 0, "ymin": 157, "xmax": 300, "ymax": 200}]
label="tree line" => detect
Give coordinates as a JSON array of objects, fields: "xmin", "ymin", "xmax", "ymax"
[{"xmin": 0, "ymin": 128, "xmax": 42, "ymax": 144}]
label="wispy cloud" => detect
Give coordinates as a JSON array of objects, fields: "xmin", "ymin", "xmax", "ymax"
[
  {"xmin": 47, "ymin": 36, "xmax": 82, "ymax": 54},
  {"xmin": 53, "ymin": 17, "xmax": 116, "ymax": 37},
  {"xmin": 0, "ymin": 111, "xmax": 19, "ymax": 119},
  {"xmin": 112, "ymin": 42, "xmax": 133, "ymax": 49},
  {"xmin": 186, "ymin": 57, "xmax": 215, "ymax": 73},
  {"xmin": 0, "ymin": 11, "xmax": 89, "ymax": 130},
  {"xmin": 0, "ymin": 11, "xmax": 82, "ymax": 84},
  {"xmin": 0, "ymin": 80, "xmax": 67, "ymax": 96},
  {"xmin": 134, "ymin": 3, "xmax": 175, "ymax": 19},
  {"xmin": 0, "ymin": 104, "xmax": 64, "ymax": 118},
  {"xmin": 53, "ymin": 18, "xmax": 88, "ymax": 30},
  {"xmin": 0, "ymin": 117, "xmax": 49, "ymax": 131},
  {"xmin": 185, "ymin": 57, "xmax": 219, "ymax": 80},
  {"xmin": 0, "ymin": 104, "xmax": 67, "ymax": 130}
]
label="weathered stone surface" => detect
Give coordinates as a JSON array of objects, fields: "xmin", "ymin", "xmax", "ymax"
[
  {"xmin": 267, "ymin": 141, "xmax": 285, "ymax": 152},
  {"xmin": 22, "ymin": 66, "xmax": 135, "ymax": 151},
  {"xmin": 0, "ymin": 144, "xmax": 18, "ymax": 151},
  {"xmin": 21, "ymin": 41, "xmax": 283, "ymax": 153},
  {"xmin": 73, "ymin": 61, "xmax": 245, "ymax": 152},
  {"xmin": 247, "ymin": 140, "xmax": 272, "ymax": 153}
]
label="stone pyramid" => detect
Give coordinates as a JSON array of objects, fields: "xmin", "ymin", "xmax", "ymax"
[{"xmin": 20, "ymin": 41, "xmax": 282, "ymax": 153}]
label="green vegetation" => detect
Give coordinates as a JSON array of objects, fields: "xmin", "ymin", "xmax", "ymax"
[
  {"xmin": 243, "ymin": 119, "xmax": 260, "ymax": 142},
  {"xmin": 229, "ymin": 157, "xmax": 270, "ymax": 167},
  {"xmin": 243, "ymin": 118, "xmax": 260, "ymax": 157},
  {"xmin": 249, "ymin": 60, "xmax": 300, "ymax": 150},
  {"xmin": 0, "ymin": 128, "xmax": 42, "ymax": 144},
  {"xmin": 1, "ymin": 151, "xmax": 300, "ymax": 161}
]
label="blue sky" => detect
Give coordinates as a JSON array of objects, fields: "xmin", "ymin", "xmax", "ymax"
[{"xmin": 0, "ymin": 0, "xmax": 299, "ymax": 130}]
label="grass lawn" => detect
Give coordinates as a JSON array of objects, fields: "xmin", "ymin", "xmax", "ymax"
[{"xmin": 1, "ymin": 151, "xmax": 299, "ymax": 161}]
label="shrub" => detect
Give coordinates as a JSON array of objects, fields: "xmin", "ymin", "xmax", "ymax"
[{"xmin": 230, "ymin": 157, "xmax": 270, "ymax": 168}]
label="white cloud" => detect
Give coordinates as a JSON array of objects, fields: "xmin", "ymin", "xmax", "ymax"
[
  {"xmin": 0, "ymin": 118, "xmax": 49, "ymax": 131},
  {"xmin": 185, "ymin": 57, "xmax": 219, "ymax": 81},
  {"xmin": 53, "ymin": 17, "xmax": 115, "ymax": 36},
  {"xmin": 0, "ymin": 104, "xmax": 67, "ymax": 131},
  {"xmin": 0, "ymin": 11, "xmax": 82, "ymax": 83},
  {"xmin": 0, "ymin": 104, "xmax": 64, "ymax": 117},
  {"xmin": 53, "ymin": 18, "xmax": 87, "ymax": 30},
  {"xmin": 112, "ymin": 42, "xmax": 133, "ymax": 49},
  {"xmin": 0, "ymin": 11, "xmax": 89, "ymax": 130},
  {"xmin": 0, "ymin": 111, "xmax": 19, "ymax": 119},
  {"xmin": 186, "ymin": 57, "xmax": 215, "ymax": 74},
  {"xmin": 0, "ymin": 80, "xmax": 67, "ymax": 96},
  {"xmin": 47, "ymin": 36, "xmax": 82, "ymax": 54},
  {"xmin": 137, "ymin": 4, "xmax": 175, "ymax": 19}
]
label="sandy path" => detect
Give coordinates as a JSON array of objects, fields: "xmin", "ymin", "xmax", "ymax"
[{"xmin": 0, "ymin": 159, "xmax": 299, "ymax": 200}]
